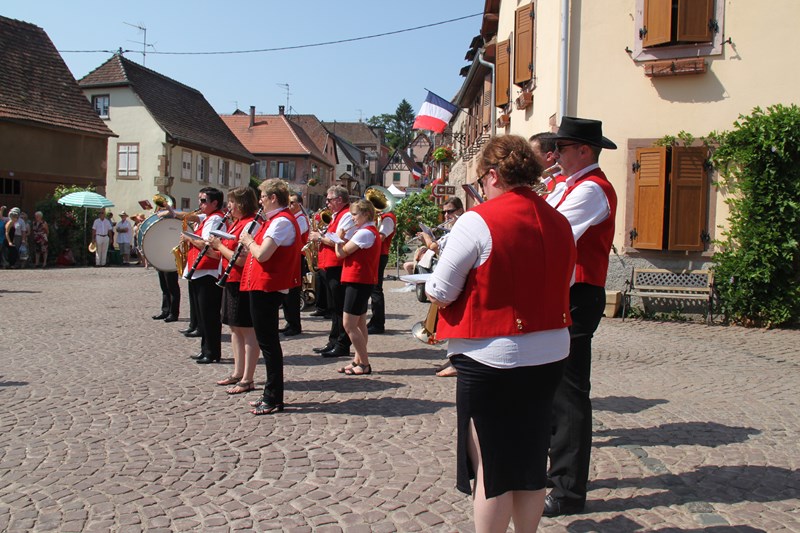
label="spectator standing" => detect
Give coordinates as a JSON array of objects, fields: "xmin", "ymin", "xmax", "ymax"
[
  {"xmin": 116, "ymin": 211, "xmax": 132, "ymax": 264},
  {"xmin": 91, "ymin": 209, "xmax": 113, "ymax": 266},
  {"xmin": 3, "ymin": 207, "xmax": 20, "ymax": 268},
  {"xmin": 31, "ymin": 211, "xmax": 49, "ymax": 268}
]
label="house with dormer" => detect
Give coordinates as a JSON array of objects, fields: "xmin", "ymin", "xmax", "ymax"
[
  {"xmin": 0, "ymin": 16, "xmax": 115, "ymax": 214},
  {"xmin": 78, "ymin": 53, "xmax": 254, "ymax": 216},
  {"xmin": 322, "ymin": 121, "xmax": 389, "ymax": 187}
]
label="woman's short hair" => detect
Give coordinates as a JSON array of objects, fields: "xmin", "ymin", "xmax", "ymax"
[
  {"xmin": 228, "ymin": 186, "xmax": 258, "ymax": 217},
  {"xmin": 478, "ymin": 134, "xmax": 543, "ymax": 188},
  {"xmin": 258, "ymin": 178, "xmax": 290, "ymax": 207},
  {"xmin": 350, "ymin": 199, "xmax": 376, "ymax": 222}
]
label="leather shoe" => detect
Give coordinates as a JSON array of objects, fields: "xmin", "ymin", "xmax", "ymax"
[
  {"xmin": 281, "ymin": 328, "xmax": 302, "ymax": 337},
  {"xmin": 320, "ymin": 346, "xmax": 350, "ymax": 358},
  {"xmin": 278, "ymin": 324, "xmax": 291, "ymax": 333},
  {"xmin": 542, "ymin": 494, "xmax": 585, "ymax": 517},
  {"xmin": 313, "ymin": 343, "xmax": 335, "ymax": 354},
  {"xmin": 184, "ymin": 330, "xmax": 201, "ymax": 338},
  {"xmin": 309, "ymin": 309, "xmax": 328, "ymax": 317},
  {"xmin": 163, "ymin": 315, "xmax": 178, "ymax": 323},
  {"xmin": 180, "ymin": 328, "xmax": 196, "ymax": 335},
  {"xmin": 196, "ymin": 355, "xmax": 221, "ymax": 364},
  {"xmin": 190, "ymin": 352, "xmax": 203, "ymax": 360},
  {"xmin": 152, "ymin": 312, "xmax": 169, "ymax": 320},
  {"xmin": 367, "ymin": 325, "xmax": 385, "ymax": 335}
]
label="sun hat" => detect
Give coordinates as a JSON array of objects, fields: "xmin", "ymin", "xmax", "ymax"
[{"xmin": 554, "ymin": 116, "xmax": 617, "ymax": 150}]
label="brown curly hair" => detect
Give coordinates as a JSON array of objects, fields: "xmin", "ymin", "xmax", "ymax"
[{"xmin": 477, "ymin": 134, "xmax": 543, "ymax": 188}]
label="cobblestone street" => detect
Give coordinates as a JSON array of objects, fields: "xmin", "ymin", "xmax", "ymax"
[{"xmin": 1, "ymin": 266, "xmax": 798, "ymax": 532}]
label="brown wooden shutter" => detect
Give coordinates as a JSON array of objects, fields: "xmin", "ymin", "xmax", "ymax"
[
  {"xmin": 642, "ymin": 0, "xmax": 672, "ymax": 47},
  {"xmin": 632, "ymin": 147, "xmax": 667, "ymax": 249},
  {"xmin": 495, "ymin": 40, "xmax": 510, "ymax": 107},
  {"xmin": 677, "ymin": 0, "xmax": 713, "ymax": 43},
  {"xmin": 482, "ymin": 76, "xmax": 492, "ymax": 126},
  {"xmin": 668, "ymin": 146, "xmax": 708, "ymax": 251},
  {"xmin": 514, "ymin": 4, "xmax": 534, "ymax": 85}
]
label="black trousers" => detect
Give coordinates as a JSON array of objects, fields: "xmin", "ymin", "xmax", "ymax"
[
  {"xmin": 548, "ymin": 282, "xmax": 606, "ymax": 504},
  {"xmin": 282, "ymin": 255, "xmax": 307, "ymax": 331},
  {"xmin": 250, "ymin": 290, "xmax": 284, "ymax": 406},
  {"xmin": 367, "ymin": 254, "xmax": 389, "ymax": 329},
  {"xmin": 187, "ymin": 276, "xmax": 199, "ymax": 332},
  {"xmin": 314, "ymin": 266, "xmax": 328, "ymax": 313},
  {"xmin": 158, "ymin": 270, "xmax": 180, "ymax": 318},
  {"xmin": 192, "ymin": 275, "xmax": 222, "ymax": 360},
  {"xmin": 320, "ymin": 265, "xmax": 351, "ymax": 349}
]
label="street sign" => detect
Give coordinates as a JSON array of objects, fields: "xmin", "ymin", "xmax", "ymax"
[{"xmin": 432, "ymin": 184, "xmax": 456, "ymax": 197}]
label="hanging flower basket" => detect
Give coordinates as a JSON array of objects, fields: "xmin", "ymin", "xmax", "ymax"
[
  {"xmin": 432, "ymin": 146, "xmax": 454, "ymax": 163},
  {"xmin": 307, "ymin": 178, "xmax": 318, "ymax": 186}
]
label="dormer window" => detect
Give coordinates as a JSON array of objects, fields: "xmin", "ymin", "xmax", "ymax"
[{"xmin": 92, "ymin": 95, "xmax": 110, "ymax": 119}]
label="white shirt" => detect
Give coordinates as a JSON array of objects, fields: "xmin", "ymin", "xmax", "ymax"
[
  {"xmin": 265, "ymin": 208, "xmax": 296, "ymax": 246},
  {"xmin": 294, "ymin": 211, "xmax": 309, "ymax": 236},
  {"xmin": 556, "ymin": 163, "xmax": 611, "ymax": 241},
  {"xmin": 92, "ymin": 218, "xmax": 112, "ymax": 237},
  {"xmin": 378, "ymin": 216, "xmax": 395, "ymax": 238},
  {"xmin": 426, "ymin": 209, "xmax": 570, "ymax": 369},
  {"xmin": 349, "ymin": 222, "xmax": 378, "ymax": 249},
  {"xmin": 115, "ymin": 219, "xmax": 132, "ymax": 244},
  {"xmin": 185, "ymin": 212, "xmax": 224, "ymax": 280}
]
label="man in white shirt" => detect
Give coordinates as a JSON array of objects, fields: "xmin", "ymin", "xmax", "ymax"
[
  {"xmin": 91, "ymin": 210, "xmax": 113, "ymax": 266},
  {"xmin": 115, "ymin": 211, "xmax": 133, "ymax": 264},
  {"xmin": 280, "ymin": 193, "xmax": 309, "ymax": 337}
]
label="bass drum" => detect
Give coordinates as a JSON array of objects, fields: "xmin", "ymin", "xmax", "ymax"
[{"xmin": 137, "ymin": 214, "xmax": 182, "ymax": 271}]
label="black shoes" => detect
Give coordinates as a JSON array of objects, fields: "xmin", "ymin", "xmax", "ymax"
[
  {"xmin": 313, "ymin": 343, "xmax": 335, "ymax": 354},
  {"xmin": 152, "ymin": 312, "xmax": 169, "ymax": 320},
  {"xmin": 309, "ymin": 309, "xmax": 331, "ymax": 318},
  {"xmin": 190, "ymin": 352, "xmax": 203, "ymax": 360},
  {"xmin": 184, "ymin": 330, "xmax": 201, "ymax": 338},
  {"xmin": 320, "ymin": 346, "xmax": 350, "ymax": 358},
  {"xmin": 163, "ymin": 315, "xmax": 178, "ymax": 323},
  {"xmin": 179, "ymin": 327, "xmax": 195, "ymax": 335},
  {"xmin": 542, "ymin": 494, "xmax": 585, "ymax": 517},
  {"xmin": 281, "ymin": 328, "xmax": 302, "ymax": 337},
  {"xmin": 196, "ymin": 355, "xmax": 221, "ymax": 364},
  {"xmin": 367, "ymin": 325, "xmax": 385, "ymax": 335}
]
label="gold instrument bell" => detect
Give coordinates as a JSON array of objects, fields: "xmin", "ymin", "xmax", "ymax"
[
  {"xmin": 153, "ymin": 193, "xmax": 174, "ymax": 209},
  {"xmin": 365, "ymin": 185, "xmax": 397, "ymax": 214}
]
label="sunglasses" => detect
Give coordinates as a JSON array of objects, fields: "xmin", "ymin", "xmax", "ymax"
[
  {"xmin": 198, "ymin": 198, "xmax": 208, "ymax": 203},
  {"xmin": 477, "ymin": 168, "xmax": 493, "ymax": 190},
  {"xmin": 555, "ymin": 142, "xmax": 581, "ymax": 152},
  {"xmin": 443, "ymin": 208, "xmax": 458, "ymax": 215}
]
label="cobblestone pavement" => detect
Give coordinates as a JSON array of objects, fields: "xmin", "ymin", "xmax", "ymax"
[{"xmin": 0, "ymin": 266, "xmax": 798, "ymax": 532}]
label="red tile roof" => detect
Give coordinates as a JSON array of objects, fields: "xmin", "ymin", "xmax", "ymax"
[
  {"xmin": 220, "ymin": 113, "xmax": 330, "ymax": 165},
  {"xmin": 0, "ymin": 16, "xmax": 115, "ymax": 137},
  {"xmin": 80, "ymin": 54, "xmax": 253, "ymax": 162}
]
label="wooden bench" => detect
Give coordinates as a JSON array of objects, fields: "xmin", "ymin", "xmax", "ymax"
[{"xmin": 622, "ymin": 268, "xmax": 715, "ymax": 324}]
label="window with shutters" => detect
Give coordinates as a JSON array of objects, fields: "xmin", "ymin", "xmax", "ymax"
[
  {"xmin": 234, "ymin": 163, "xmax": 242, "ymax": 186},
  {"xmin": 633, "ymin": 0, "xmax": 724, "ymax": 61},
  {"xmin": 514, "ymin": 4, "xmax": 534, "ymax": 86},
  {"xmin": 270, "ymin": 161, "xmax": 296, "ymax": 180},
  {"xmin": 631, "ymin": 146, "xmax": 710, "ymax": 251},
  {"xmin": 117, "ymin": 143, "xmax": 139, "ymax": 178},
  {"xmin": 181, "ymin": 150, "xmax": 192, "ymax": 182},
  {"xmin": 197, "ymin": 155, "xmax": 209, "ymax": 182},
  {"xmin": 495, "ymin": 39, "xmax": 510, "ymax": 108}
]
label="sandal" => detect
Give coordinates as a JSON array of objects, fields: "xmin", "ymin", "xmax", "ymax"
[
  {"xmin": 217, "ymin": 375, "xmax": 243, "ymax": 386},
  {"xmin": 226, "ymin": 381, "xmax": 255, "ymax": 395},
  {"xmin": 344, "ymin": 363, "xmax": 371, "ymax": 376},
  {"xmin": 251, "ymin": 403, "xmax": 284, "ymax": 415},
  {"xmin": 337, "ymin": 360, "xmax": 358, "ymax": 374}
]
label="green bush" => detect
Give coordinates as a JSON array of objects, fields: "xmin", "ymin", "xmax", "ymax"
[
  {"xmin": 387, "ymin": 187, "xmax": 441, "ymax": 268},
  {"xmin": 711, "ymin": 104, "xmax": 800, "ymax": 327}
]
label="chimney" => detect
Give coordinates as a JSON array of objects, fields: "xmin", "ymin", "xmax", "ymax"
[
  {"xmin": 249, "ymin": 106, "xmax": 255, "ymax": 127},
  {"xmin": 278, "ymin": 105, "xmax": 285, "ymax": 116}
]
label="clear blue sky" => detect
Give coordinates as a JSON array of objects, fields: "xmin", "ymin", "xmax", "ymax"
[{"xmin": 4, "ymin": 1, "xmax": 482, "ymax": 122}]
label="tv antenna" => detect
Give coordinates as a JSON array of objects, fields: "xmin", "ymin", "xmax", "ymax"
[
  {"xmin": 356, "ymin": 109, "xmax": 364, "ymax": 122},
  {"xmin": 124, "ymin": 22, "xmax": 156, "ymax": 65},
  {"xmin": 276, "ymin": 83, "xmax": 291, "ymax": 111}
]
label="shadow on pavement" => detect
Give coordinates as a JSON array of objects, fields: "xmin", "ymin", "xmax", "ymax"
[
  {"xmin": 286, "ymin": 378, "xmax": 404, "ymax": 393},
  {"xmin": 289, "ymin": 397, "xmax": 454, "ymax": 416},
  {"xmin": 567, "ymin": 515, "xmax": 766, "ymax": 533},
  {"xmin": 595, "ymin": 421, "xmax": 760, "ymax": 448},
  {"xmin": 593, "ymin": 395, "xmax": 669, "ymax": 414}
]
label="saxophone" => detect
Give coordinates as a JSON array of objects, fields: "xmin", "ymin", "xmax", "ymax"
[
  {"xmin": 301, "ymin": 208, "xmax": 332, "ymax": 272},
  {"xmin": 173, "ymin": 216, "xmax": 189, "ymax": 276}
]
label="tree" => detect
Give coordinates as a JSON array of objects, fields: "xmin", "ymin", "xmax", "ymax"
[{"xmin": 367, "ymin": 99, "xmax": 416, "ymax": 152}]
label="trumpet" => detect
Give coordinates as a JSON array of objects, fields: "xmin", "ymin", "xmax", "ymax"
[
  {"xmin": 185, "ymin": 208, "xmax": 231, "ymax": 280},
  {"xmin": 533, "ymin": 164, "xmax": 563, "ymax": 195},
  {"xmin": 217, "ymin": 208, "xmax": 264, "ymax": 287}
]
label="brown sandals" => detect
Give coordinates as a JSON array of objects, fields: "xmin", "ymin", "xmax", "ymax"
[{"xmin": 226, "ymin": 381, "xmax": 255, "ymax": 395}]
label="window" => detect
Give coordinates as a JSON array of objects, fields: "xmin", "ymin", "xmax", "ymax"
[
  {"xmin": 92, "ymin": 95, "xmax": 110, "ymax": 118},
  {"xmin": 514, "ymin": 4, "xmax": 534, "ymax": 86},
  {"xmin": 218, "ymin": 159, "xmax": 230, "ymax": 186},
  {"xmin": 495, "ymin": 40, "xmax": 510, "ymax": 107},
  {"xmin": 197, "ymin": 155, "xmax": 209, "ymax": 182},
  {"xmin": 181, "ymin": 150, "xmax": 192, "ymax": 181},
  {"xmin": 393, "ymin": 172, "xmax": 401, "ymax": 182},
  {"xmin": 1, "ymin": 178, "xmax": 21, "ymax": 196},
  {"xmin": 181, "ymin": 197, "xmax": 190, "ymax": 210},
  {"xmin": 634, "ymin": 0, "xmax": 724, "ymax": 61},
  {"xmin": 270, "ymin": 161, "xmax": 296, "ymax": 180},
  {"xmin": 234, "ymin": 163, "xmax": 242, "ymax": 186},
  {"xmin": 252, "ymin": 161, "xmax": 267, "ymax": 180},
  {"xmin": 346, "ymin": 164, "xmax": 352, "ymax": 172},
  {"xmin": 631, "ymin": 146, "xmax": 710, "ymax": 251},
  {"xmin": 117, "ymin": 143, "xmax": 139, "ymax": 178}
]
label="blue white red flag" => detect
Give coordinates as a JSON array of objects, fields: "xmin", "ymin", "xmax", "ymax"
[
  {"xmin": 413, "ymin": 91, "xmax": 459, "ymax": 133},
  {"xmin": 411, "ymin": 165, "xmax": 424, "ymax": 181}
]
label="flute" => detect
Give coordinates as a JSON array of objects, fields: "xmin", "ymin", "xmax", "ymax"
[
  {"xmin": 216, "ymin": 208, "xmax": 264, "ymax": 288},
  {"xmin": 185, "ymin": 208, "xmax": 231, "ymax": 280}
]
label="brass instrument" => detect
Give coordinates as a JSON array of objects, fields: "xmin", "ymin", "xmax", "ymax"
[
  {"xmin": 411, "ymin": 303, "xmax": 443, "ymax": 345},
  {"xmin": 153, "ymin": 193, "xmax": 174, "ymax": 209},
  {"xmin": 173, "ymin": 216, "xmax": 189, "ymax": 277},
  {"xmin": 365, "ymin": 185, "xmax": 397, "ymax": 215},
  {"xmin": 533, "ymin": 164, "xmax": 563, "ymax": 195},
  {"xmin": 301, "ymin": 208, "xmax": 333, "ymax": 272}
]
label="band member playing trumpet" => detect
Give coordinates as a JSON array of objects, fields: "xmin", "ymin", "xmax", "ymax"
[
  {"xmin": 239, "ymin": 179, "xmax": 301, "ymax": 416},
  {"xmin": 425, "ymin": 135, "xmax": 576, "ymax": 532},
  {"xmin": 182, "ymin": 187, "xmax": 226, "ymax": 364},
  {"xmin": 334, "ymin": 199, "xmax": 381, "ymax": 375},
  {"xmin": 529, "ymin": 132, "xmax": 567, "ymax": 205},
  {"xmin": 308, "ymin": 186, "xmax": 354, "ymax": 358},
  {"xmin": 279, "ymin": 192, "xmax": 309, "ymax": 337},
  {"xmin": 207, "ymin": 187, "xmax": 260, "ymax": 394}
]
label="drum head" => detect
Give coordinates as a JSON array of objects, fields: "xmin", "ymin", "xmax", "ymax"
[{"xmin": 140, "ymin": 215, "xmax": 182, "ymax": 271}]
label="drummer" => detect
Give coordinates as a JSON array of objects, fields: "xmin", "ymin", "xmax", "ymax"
[{"xmin": 146, "ymin": 201, "xmax": 180, "ymax": 323}]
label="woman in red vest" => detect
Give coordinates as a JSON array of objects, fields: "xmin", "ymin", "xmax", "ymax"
[
  {"xmin": 208, "ymin": 186, "xmax": 260, "ymax": 394},
  {"xmin": 333, "ymin": 199, "xmax": 381, "ymax": 376},
  {"xmin": 426, "ymin": 135, "xmax": 577, "ymax": 532},
  {"xmin": 238, "ymin": 179, "xmax": 301, "ymax": 415}
]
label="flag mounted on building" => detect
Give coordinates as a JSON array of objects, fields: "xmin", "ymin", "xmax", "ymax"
[
  {"xmin": 411, "ymin": 165, "xmax": 424, "ymax": 181},
  {"xmin": 413, "ymin": 91, "xmax": 459, "ymax": 133}
]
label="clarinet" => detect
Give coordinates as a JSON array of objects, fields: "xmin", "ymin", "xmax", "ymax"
[
  {"xmin": 216, "ymin": 208, "xmax": 264, "ymax": 288},
  {"xmin": 185, "ymin": 208, "xmax": 231, "ymax": 280}
]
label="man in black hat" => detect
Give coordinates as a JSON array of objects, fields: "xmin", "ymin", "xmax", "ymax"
[{"xmin": 545, "ymin": 116, "xmax": 617, "ymax": 517}]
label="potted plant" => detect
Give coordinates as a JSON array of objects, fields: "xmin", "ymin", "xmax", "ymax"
[{"xmin": 432, "ymin": 146, "xmax": 454, "ymax": 163}]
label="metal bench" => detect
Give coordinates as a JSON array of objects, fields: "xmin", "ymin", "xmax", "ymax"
[{"xmin": 622, "ymin": 268, "xmax": 715, "ymax": 324}]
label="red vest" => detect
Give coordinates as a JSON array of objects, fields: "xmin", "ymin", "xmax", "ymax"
[
  {"xmin": 437, "ymin": 188, "xmax": 576, "ymax": 340},
  {"xmin": 544, "ymin": 174, "xmax": 567, "ymax": 193},
  {"xmin": 296, "ymin": 212, "xmax": 309, "ymax": 246},
  {"xmin": 379, "ymin": 212, "xmax": 397, "ymax": 256},
  {"xmin": 556, "ymin": 169, "xmax": 617, "ymax": 287},
  {"xmin": 240, "ymin": 210, "xmax": 301, "ymax": 292},
  {"xmin": 187, "ymin": 210, "xmax": 224, "ymax": 273},
  {"xmin": 220, "ymin": 216, "xmax": 254, "ymax": 283},
  {"xmin": 317, "ymin": 205, "xmax": 349, "ymax": 269},
  {"xmin": 342, "ymin": 225, "xmax": 381, "ymax": 284}
]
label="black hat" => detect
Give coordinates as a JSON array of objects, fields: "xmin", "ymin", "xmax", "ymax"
[{"xmin": 555, "ymin": 116, "xmax": 617, "ymax": 150}]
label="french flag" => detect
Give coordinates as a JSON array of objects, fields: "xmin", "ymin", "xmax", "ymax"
[
  {"xmin": 411, "ymin": 165, "xmax": 424, "ymax": 181},
  {"xmin": 413, "ymin": 91, "xmax": 459, "ymax": 133}
]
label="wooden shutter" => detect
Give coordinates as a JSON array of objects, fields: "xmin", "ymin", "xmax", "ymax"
[
  {"xmin": 196, "ymin": 155, "xmax": 202, "ymax": 181},
  {"xmin": 514, "ymin": 4, "xmax": 534, "ymax": 85},
  {"xmin": 495, "ymin": 40, "xmax": 510, "ymax": 107},
  {"xmin": 677, "ymin": 0, "xmax": 713, "ymax": 43},
  {"xmin": 632, "ymin": 147, "xmax": 667, "ymax": 249},
  {"xmin": 668, "ymin": 146, "xmax": 708, "ymax": 251},
  {"xmin": 642, "ymin": 0, "xmax": 672, "ymax": 47}
]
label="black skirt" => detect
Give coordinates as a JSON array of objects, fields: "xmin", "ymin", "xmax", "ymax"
[
  {"xmin": 451, "ymin": 354, "xmax": 565, "ymax": 498},
  {"xmin": 343, "ymin": 282, "xmax": 373, "ymax": 315},
  {"xmin": 221, "ymin": 282, "xmax": 253, "ymax": 327}
]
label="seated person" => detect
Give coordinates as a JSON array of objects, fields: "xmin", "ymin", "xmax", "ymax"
[{"xmin": 402, "ymin": 198, "xmax": 464, "ymax": 275}]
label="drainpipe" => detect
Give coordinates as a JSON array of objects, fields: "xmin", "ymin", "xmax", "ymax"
[
  {"xmin": 559, "ymin": 0, "xmax": 570, "ymax": 121},
  {"xmin": 478, "ymin": 50, "xmax": 496, "ymax": 136}
]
